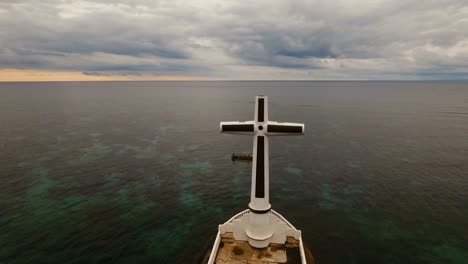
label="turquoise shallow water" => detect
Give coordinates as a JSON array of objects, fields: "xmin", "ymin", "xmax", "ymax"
[{"xmin": 0, "ymin": 81, "xmax": 467, "ymax": 263}]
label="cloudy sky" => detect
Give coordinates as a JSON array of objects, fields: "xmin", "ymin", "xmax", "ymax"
[{"xmin": 1, "ymin": 0, "xmax": 467, "ymax": 80}]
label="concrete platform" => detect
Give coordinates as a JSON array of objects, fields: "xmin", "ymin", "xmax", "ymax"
[{"xmin": 215, "ymin": 233, "xmax": 304, "ymax": 264}]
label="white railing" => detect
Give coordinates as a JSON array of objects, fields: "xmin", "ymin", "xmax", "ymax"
[
  {"xmin": 225, "ymin": 209, "xmax": 250, "ymax": 223},
  {"xmin": 206, "ymin": 231, "xmax": 221, "ymax": 264},
  {"xmin": 299, "ymin": 236, "xmax": 307, "ymax": 264},
  {"xmin": 270, "ymin": 209, "xmax": 297, "ymax": 230}
]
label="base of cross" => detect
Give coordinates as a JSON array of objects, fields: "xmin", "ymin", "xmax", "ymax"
[
  {"xmin": 204, "ymin": 209, "xmax": 312, "ymax": 264},
  {"xmin": 219, "ymin": 209, "xmax": 301, "ymax": 248}
]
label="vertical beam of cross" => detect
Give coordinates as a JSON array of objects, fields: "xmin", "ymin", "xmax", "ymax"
[{"xmin": 220, "ymin": 96, "xmax": 304, "ymax": 215}]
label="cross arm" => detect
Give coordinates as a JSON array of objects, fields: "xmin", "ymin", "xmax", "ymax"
[
  {"xmin": 220, "ymin": 121, "xmax": 255, "ymax": 135},
  {"xmin": 266, "ymin": 121, "xmax": 305, "ymax": 136}
]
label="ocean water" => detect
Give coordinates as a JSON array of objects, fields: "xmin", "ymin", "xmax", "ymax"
[{"xmin": 0, "ymin": 81, "xmax": 467, "ymax": 264}]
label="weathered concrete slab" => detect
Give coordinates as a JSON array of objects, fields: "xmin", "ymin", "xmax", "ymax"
[{"xmin": 216, "ymin": 233, "xmax": 300, "ymax": 264}]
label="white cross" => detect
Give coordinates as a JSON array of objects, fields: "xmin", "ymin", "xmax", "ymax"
[{"xmin": 220, "ymin": 95, "xmax": 304, "ymax": 215}]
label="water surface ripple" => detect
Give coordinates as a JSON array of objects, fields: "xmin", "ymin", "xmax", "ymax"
[{"xmin": 0, "ymin": 81, "xmax": 467, "ymax": 263}]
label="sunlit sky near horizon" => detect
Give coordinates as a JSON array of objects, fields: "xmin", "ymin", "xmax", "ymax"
[{"xmin": 1, "ymin": 0, "xmax": 468, "ymax": 81}]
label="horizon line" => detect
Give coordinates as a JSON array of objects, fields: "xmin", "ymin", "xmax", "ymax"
[{"xmin": 1, "ymin": 79, "xmax": 468, "ymax": 83}]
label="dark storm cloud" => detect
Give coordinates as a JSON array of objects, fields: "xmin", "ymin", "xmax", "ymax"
[
  {"xmin": 82, "ymin": 62, "xmax": 197, "ymax": 74},
  {"xmin": 0, "ymin": 0, "xmax": 467, "ymax": 79},
  {"xmin": 0, "ymin": 0, "xmax": 193, "ymax": 75},
  {"xmin": 276, "ymin": 47, "xmax": 336, "ymax": 59}
]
